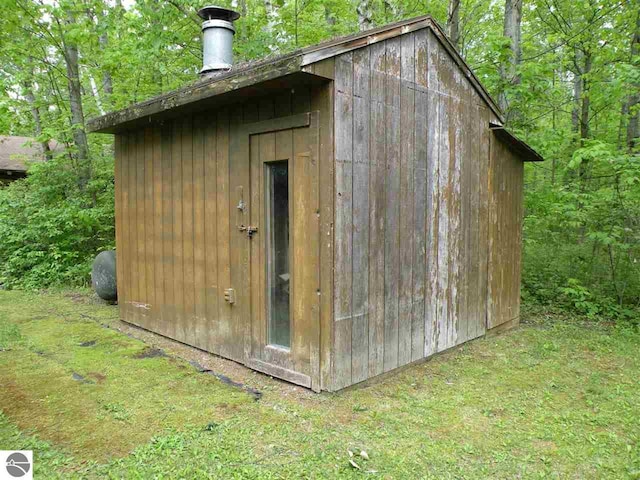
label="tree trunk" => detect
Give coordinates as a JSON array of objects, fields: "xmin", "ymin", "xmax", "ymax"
[
  {"xmin": 357, "ymin": 0, "xmax": 373, "ymax": 31},
  {"xmin": 22, "ymin": 80, "xmax": 51, "ymax": 160},
  {"xmin": 447, "ymin": 0, "xmax": 461, "ymax": 49},
  {"xmin": 498, "ymin": 0, "xmax": 522, "ymax": 120},
  {"xmin": 580, "ymin": 50, "xmax": 592, "ymax": 142},
  {"xmin": 571, "ymin": 49, "xmax": 583, "ymax": 135},
  {"xmin": 576, "ymin": 48, "xmax": 592, "ymax": 187},
  {"xmin": 99, "ymin": 32, "xmax": 113, "ymax": 97},
  {"xmin": 61, "ymin": 12, "xmax": 90, "ymax": 187},
  {"xmin": 625, "ymin": 9, "xmax": 640, "ymax": 152},
  {"xmin": 264, "ymin": 0, "xmax": 285, "ymax": 49}
]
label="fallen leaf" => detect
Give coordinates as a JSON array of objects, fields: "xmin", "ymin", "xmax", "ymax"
[
  {"xmin": 360, "ymin": 450, "xmax": 370, "ymax": 460},
  {"xmin": 349, "ymin": 459, "xmax": 361, "ymax": 470}
]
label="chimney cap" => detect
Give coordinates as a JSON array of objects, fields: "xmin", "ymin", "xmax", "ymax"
[{"xmin": 197, "ymin": 5, "xmax": 240, "ymax": 22}]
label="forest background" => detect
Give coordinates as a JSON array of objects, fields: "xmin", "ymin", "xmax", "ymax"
[{"xmin": 0, "ymin": 0, "xmax": 638, "ymax": 322}]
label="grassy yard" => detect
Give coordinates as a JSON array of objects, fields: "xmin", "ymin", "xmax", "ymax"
[{"xmin": 0, "ymin": 290, "xmax": 638, "ymax": 479}]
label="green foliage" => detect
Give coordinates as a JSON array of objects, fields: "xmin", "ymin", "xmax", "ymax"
[
  {"xmin": 0, "ymin": 152, "xmax": 114, "ymax": 289},
  {"xmin": 522, "ymin": 139, "xmax": 640, "ymax": 321},
  {"xmin": 0, "ymin": 0, "xmax": 638, "ymax": 318}
]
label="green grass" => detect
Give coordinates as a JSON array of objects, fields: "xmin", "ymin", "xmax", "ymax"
[{"xmin": 0, "ymin": 290, "xmax": 639, "ymax": 478}]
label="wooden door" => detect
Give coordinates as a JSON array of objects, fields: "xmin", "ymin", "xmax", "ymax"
[{"xmin": 240, "ymin": 112, "xmax": 321, "ymax": 391}]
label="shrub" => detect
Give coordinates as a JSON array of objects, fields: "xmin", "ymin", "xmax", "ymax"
[{"xmin": 0, "ymin": 153, "xmax": 114, "ymax": 289}]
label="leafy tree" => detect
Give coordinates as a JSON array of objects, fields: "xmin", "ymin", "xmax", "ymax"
[{"xmin": 0, "ymin": 0, "xmax": 637, "ymax": 321}]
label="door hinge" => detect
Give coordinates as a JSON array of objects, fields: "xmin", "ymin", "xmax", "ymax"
[{"xmin": 238, "ymin": 225, "xmax": 258, "ymax": 238}]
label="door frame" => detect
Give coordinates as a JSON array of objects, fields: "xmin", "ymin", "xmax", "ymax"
[{"xmin": 233, "ymin": 111, "xmax": 321, "ymax": 390}]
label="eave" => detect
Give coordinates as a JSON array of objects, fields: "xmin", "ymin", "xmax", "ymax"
[{"xmin": 490, "ymin": 123, "xmax": 544, "ymax": 162}]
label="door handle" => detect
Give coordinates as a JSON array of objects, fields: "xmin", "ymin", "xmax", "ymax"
[{"xmin": 238, "ymin": 225, "xmax": 258, "ymax": 238}]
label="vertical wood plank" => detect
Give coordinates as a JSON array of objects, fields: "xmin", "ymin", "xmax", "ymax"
[
  {"xmin": 152, "ymin": 127, "xmax": 163, "ymax": 333},
  {"xmin": 115, "ymin": 135, "xmax": 127, "ymax": 322},
  {"xmin": 193, "ymin": 114, "xmax": 207, "ymax": 350},
  {"xmin": 129, "ymin": 132, "xmax": 139, "ymax": 324},
  {"xmin": 144, "ymin": 127, "xmax": 155, "ymax": 327},
  {"xmin": 333, "ymin": 52, "xmax": 353, "ymax": 389},
  {"xmin": 161, "ymin": 124, "xmax": 175, "ymax": 338},
  {"xmin": 249, "ymin": 133, "xmax": 263, "ymax": 359},
  {"xmin": 135, "ymin": 130, "xmax": 146, "ymax": 326},
  {"xmin": 448, "ymin": 73, "xmax": 462, "ymax": 350},
  {"xmin": 172, "ymin": 120, "xmax": 185, "ymax": 341},
  {"xmin": 292, "ymin": 86, "xmax": 312, "ymax": 115},
  {"xmin": 477, "ymin": 107, "xmax": 490, "ymax": 337},
  {"xmin": 312, "ymin": 76, "xmax": 335, "ymax": 391},
  {"xmin": 436, "ymin": 42, "xmax": 451, "ymax": 352},
  {"xmin": 457, "ymin": 74, "xmax": 471, "ymax": 345},
  {"xmin": 351, "ymin": 47, "xmax": 370, "ymax": 384},
  {"xmin": 182, "ymin": 117, "xmax": 195, "ymax": 345},
  {"xmin": 383, "ymin": 37, "xmax": 401, "ymax": 372},
  {"xmin": 308, "ymin": 111, "xmax": 322, "ymax": 390},
  {"xmin": 229, "ymin": 107, "xmax": 247, "ymax": 363},
  {"xmin": 368, "ymin": 41, "xmax": 386, "ymax": 377},
  {"xmin": 293, "ymin": 120, "xmax": 320, "ymax": 383},
  {"xmin": 216, "ymin": 109, "xmax": 233, "ymax": 357},
  {"xmin": 204, "ymin": 117, "xmax": 219, "ymax": 353},
  {"xmin": 425, "ymin": 31, "xmax": 440, "ymax": 357},
  {"xmin": 467, "ymin": 103, "xmax": 482, "ymax": 340},
  {"xmin": 398, "ymin": 33, "xmax": 415, "ymax": 367},
  {"xmin": 273, "ymin": 91, "xmax": 290, "ymax": 118},
  {"xmin": 411, "ymin": 29, "xmax": 428, "ymax": 362}
]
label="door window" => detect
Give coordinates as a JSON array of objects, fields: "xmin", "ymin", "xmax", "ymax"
[{"xmin": 266, "ymin": 160, "xmax": 290, "ymax": 348}]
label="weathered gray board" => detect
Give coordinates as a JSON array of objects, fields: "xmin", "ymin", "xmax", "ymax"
[{"xmin": 331, "ymin": 28, "xmax": 522, "ymax": 390}]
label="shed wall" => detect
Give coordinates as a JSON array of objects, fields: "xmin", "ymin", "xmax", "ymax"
[
  {"xmin": 331, "ymin": 28, "xmax": 501, "ymax": 390},
  {"xmin": 487, "ymin": 135, "xmax": 524, "ymax": 329},
  {"xmin": 114, "ymin": 85, "xmax": 334, "ymax": 382}
]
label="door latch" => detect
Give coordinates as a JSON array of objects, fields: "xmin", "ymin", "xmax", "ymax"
[
  {"xmin": 224, "ymin": 288, "xmax": 235, "ymax": 304},
  {"xmin": 238, "ymin": 225, "xmax": 258, "ymax": 238}
]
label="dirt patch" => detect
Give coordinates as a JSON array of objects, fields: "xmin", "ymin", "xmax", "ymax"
[
  {"xmin": 133, "ymin": 347, "xmax": 167, "ymax": 359},
  {"xmin": 86, "ymin": 372, "xmax": 107, "ymax": 383},
  {"xmin": 63, "ymin": 292, "xmax": 88, "ymax": 304},
  {"xmin": 189, "ymin": 360, "xmax": 262, "ymax": 401},
  {"xmin": 109, "ymin": 319, "xmax": 319, "ymax": 404}
]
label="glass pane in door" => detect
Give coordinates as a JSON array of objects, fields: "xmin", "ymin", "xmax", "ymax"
[{"xmin": 266, "ymin": 161, "xmax": 290, "ymax": 348}]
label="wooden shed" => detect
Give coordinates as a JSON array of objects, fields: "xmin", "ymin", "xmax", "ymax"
[{"xmin": 88, "ymin": 15, "xmax": 542, "ymax": 392}]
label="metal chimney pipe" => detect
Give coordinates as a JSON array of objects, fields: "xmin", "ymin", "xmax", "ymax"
[{"xmin": 197, "ymin": 6, "xmax": 240, "ymax": 76}]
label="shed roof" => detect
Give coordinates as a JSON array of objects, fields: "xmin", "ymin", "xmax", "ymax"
[
  {"xmin": 0, "ymin": 135, "xmax": 53, "ymax": 173},
  {"xmin": 87, "ymin": 14, "xmax": 542, "ymax": 162},
  {"xmin": 489, "ymin": 124, "xmax": 543, "ymax": 162}
]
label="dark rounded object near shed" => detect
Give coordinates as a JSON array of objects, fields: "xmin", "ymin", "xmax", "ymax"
[{"xmin": 92, "ymin": 250, "xmax": 117, "ymax": 301}]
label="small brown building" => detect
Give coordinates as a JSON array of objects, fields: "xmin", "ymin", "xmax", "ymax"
[
  {"xmin": 0, "ymin": 135, "xmax": 50, "ymax": 184},
  {"xmin": 88, "ymin": 13, "xmax": 542, "ymax": 391}
]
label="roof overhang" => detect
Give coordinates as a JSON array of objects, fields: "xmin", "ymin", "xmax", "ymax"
[
  {"xmin": 490, "ymin": 123, "xmax": 543, "ymax": 162},
  {"xmin": 87, "ymin": 60, "xmax": 327, "ymax": 133},
  {"xmin": 88, "ymin": 15, "xmax": 507, "ymax": 134}
]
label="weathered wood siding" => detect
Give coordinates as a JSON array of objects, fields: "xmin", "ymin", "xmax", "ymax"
[
  {"xmin": 487, "ymin": 134, "xmax": 524, "ymax": 329},
  {"xmin": 115, "ymin": 85, "xmax": 334, "ymax": 387},
  {"xmin": 332, "ymin": 28, "xmax": 502, "ymax": 390}
]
